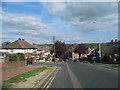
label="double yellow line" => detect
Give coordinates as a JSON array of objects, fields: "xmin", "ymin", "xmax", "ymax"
[{"xmin": 42, "ymin": 67, "xmax": 60, "ymax": 90}]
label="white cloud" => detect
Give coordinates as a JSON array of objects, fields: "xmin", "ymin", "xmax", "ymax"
[
  {"xmin": 42, "ymin": 2, "xmax": 118, "ymax": 32},
  {"xmin": 1, "ymin": 2, "xmax": 118, "ymax": 43},
  {"xmin": 2, "ymin": 11, "xmax": 90, "ymax": 43}
]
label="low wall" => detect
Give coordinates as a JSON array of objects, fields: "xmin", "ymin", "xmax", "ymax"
[{"xmin": 2, "ymin": 61, "xmax": 25, "ymax": 71}]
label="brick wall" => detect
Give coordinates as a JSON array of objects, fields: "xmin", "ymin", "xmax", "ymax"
[{"xmin": 2, "ymin": 61, "xmax": 25, "ymax": 71}]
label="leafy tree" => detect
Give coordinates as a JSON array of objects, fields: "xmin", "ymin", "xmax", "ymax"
[
  {"xmin": 2, "ymin": 42, "xmax": 11, "ymax": 47},
  {"xmin": 74, "ymin": 44, "xmax": 88, "ymax": 58},
  {"xmin": 54, "ymin": 41, "xmax": 67, "ymax": 60}
]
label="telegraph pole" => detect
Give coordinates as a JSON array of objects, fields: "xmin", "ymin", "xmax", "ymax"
[{"xmin": 53, "ymin": 36, "xmax": 55, "ymax": 58}]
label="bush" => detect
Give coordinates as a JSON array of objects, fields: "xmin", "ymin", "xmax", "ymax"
[
  {"xmin": 6, "ymin": 54, "xmax": 17, "ymax": 61},
  {"xmin": 83, "ymin": 57, "xmax": 88, "ymax": 61},
  {"xmin": 101, "ymin": 54, "xmax": 112, "ymax": 63},
  {"xmin": 17, "ymin": 53, "xmax": 25, "ymax": 61},
  {"xmin": 116, "ymin": 55, "xmax": 120, "ymax": 64}
]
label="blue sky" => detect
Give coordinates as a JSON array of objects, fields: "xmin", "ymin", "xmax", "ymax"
[{"xmin": 1, "ymin": 2, "xmax": 118, "ymax": 44}]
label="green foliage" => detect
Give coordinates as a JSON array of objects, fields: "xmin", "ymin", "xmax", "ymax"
[
  {"xmin": 17, "ymin": 53, "xmax": 25, "ymax": 61},
  {"xmin": 83, "ymin": 57, "xmax": 88, "ymax": 61},
  {"xmin": 2, "ymin": 41, "xmax": 11, "ymax": 47},
  {"xmin": 116, "ymin": 55, "xmax": 120, "ymax": 64},
  {"xmin": 101, "ymin": 54, "xmax": 112, "ymax": 63},
  {"xmin": 46, "ymin": 54, "xmax": 51, "ymax": 59},
  {"xmin": 5, "ymin": 53, "xmax": 25, "ymax": 61},
  {"xmin": 55, "ymin": 60, "xmax": 63, "ymax": 63},
  {"xmin": 112, "ymin": 65, "xmax": 120, "ymax": 68},
  {"xmin": 47, "ymin": 65, "xmax": 53, "ymax": 67},
  {"xmin": 6, "ymin": 54, "xmax": 17, "ymax": 61},
  {"xmin": 101, "ymin": 44, "xmax": 118, "ymax": 56},
  {"xmin": 2, "ymin": 83, "xmax": 12, "ymax": 88}
]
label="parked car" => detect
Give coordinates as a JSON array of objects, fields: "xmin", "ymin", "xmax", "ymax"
[{"xmin": 74, "ymin": 58, "xmax": 79, "ymax": 62}]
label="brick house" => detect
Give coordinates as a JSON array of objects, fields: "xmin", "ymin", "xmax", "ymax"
[{"xmin": 72, "ymin": 48, "xmax": 93, "ymax": 59}]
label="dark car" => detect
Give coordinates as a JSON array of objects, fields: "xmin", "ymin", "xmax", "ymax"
[{"xmin": 74, "ymin": 58, "xmax": 78, "ymax": 62}]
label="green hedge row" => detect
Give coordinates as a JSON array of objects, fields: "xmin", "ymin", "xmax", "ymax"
[
  {"xmin": 17, "ymin": 53, "xmax": 25, "ymax": 61},
  {"xmin": 6, "ymin": 53, "xmax": 25, "ymax": 61},
  {"xmin": 101, "ymin": 54, "xmax": 120, "ymax": 64}
]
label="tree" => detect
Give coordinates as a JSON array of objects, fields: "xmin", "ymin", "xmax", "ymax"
[
  {"xmin": 74, "ymin": 44, "xmax": 88, "ymax": 58},
  {"xmin": 2, "ymin": 41, "xmax": 11, "ymax": 46},
  {"xmin": 54, "ymin": 41, "xmax": 67, "ymax": 60}
]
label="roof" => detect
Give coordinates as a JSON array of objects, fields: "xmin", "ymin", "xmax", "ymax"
[
  {"xmin": 2, "ymin": 39, "xmax": 37, "ymax": 49},
  {"xmin": 33, "ymin": 45, "xmax": 41, "ymax": 50},
  {"xmin": 33, "ymin": 44, "xmax": 50, "ymax": 51}
]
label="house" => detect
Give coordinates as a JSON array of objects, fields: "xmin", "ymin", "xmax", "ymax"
[
  {"xmin": 33, "ymin": 44, "xmax": 51, "ymax": 57},
  {"xmin": 0, "ymin": 38, "xmax": 37, "ymax": 54},
  {"xmin": 108, "ymin": 39, "xmax": 120, "ymax": 47},
  {"xmin": 72, "ymin": 48, "xmax": 94, "ymax": 59}
]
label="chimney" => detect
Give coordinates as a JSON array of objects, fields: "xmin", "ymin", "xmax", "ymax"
[
  {"xmin": 18, "ymin": 38, "xmax": 21, "ymax": 40},
  {"xmin": 111, "ymin": 40, "xmax": 113, "ymax": 43},
  {"xmin": 115, "ymin": 39, "xmax": 117, "ymax": 42}
]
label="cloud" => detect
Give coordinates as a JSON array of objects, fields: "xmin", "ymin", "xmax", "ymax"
[
  {"xmin": 42, "ymin": 2, "xmax": 118, "ymax": 32},
  {"xmin": 2, "ymin": 11, "xmax": 55, "ymax": 38},
  {"xmin": 3, "ymin": 13, "xmax": 47, "ymax": 31},
  {"xmin": 2, "ymin": 10, "xmax": 88, "ymax": 43},
  {"xmin": 1, "ymin": 2, "xmax": 118, "ymax": 44}
]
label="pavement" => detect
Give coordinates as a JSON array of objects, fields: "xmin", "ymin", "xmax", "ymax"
[{"xmin": 33, "ymin": 61, "xmax": 119, "ymax": 88}]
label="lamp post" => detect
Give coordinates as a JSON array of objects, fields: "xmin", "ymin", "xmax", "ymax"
[{"xmin": 93, "ymin": 21, "xmax": 101, "ymax": 63}]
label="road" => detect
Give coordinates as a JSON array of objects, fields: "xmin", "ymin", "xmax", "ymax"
[{"xmin": 34, "ymin": 61, "xmax": 118, "ymax": 88}]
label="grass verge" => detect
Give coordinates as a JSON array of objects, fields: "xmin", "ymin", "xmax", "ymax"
[
  {"xmin": 47, "ymin": 65, "xmax": 53, "ymax": 67},
  {"xmin": 111, "ymin": 65, "xmax": 120, "ymax": 68},
  {"xmin": 93, "ymin": 63, "xmax": 103, "ymax": 65},
  {"xmin": 54, "ymin": 61, "xmax": 63, "ymax": 63},
  {"xmin": 2, "ymin": 67, "xmax": 49, "ymax": 88}
]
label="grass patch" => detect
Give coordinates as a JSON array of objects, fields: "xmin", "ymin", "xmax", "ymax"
[
  {"xmin": 85, "ymin": 61, "xmax": 91, "ymax": 64},
  {"xmin": 93, "ymin": 63, "xmax": 103, "ymax": 65},
  {"xmin": 55, "ymin": 61, "xmax": 63, "ymax": 63},
  {"xmin": 2, "ymin": 83, "xmax": 12, "ymax": 88},
  {"xmin": 47, "ymin": 65, "xmax": 53, "ymax": 67},
  {"xmin": 2, "ymin": 67, "xmax": 48, "ymax": 88},
  {"xmin": 111, "ymin": 65, "xmax": 120, "ymax": 68}
]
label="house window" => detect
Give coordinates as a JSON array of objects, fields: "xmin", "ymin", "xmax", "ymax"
[{"xmin": 10, "ymin": 49, "xmax": 13, "ymax": 53}]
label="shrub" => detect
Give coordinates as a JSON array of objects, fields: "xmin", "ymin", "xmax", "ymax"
[
  {"xmin": 101, "ymin": 54, "xmax": 112, "ymax": 63},
  {"xmin": 6, "ymin": 54, "xmax": 17, "ymax": 61},
  {"xmin": 83, "ymin": 57, "xmax": 88, "ymax": 61},
  {"xmin": 116, "ymin": 55, "xmax": 120, "ymax": 64},
  {"xmin": 17, "ymin": 53, "xmax": 25, "ymax": 61}
]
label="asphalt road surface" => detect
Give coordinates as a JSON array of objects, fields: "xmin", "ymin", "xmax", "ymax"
[{"xmin": 34, "ymin": 61, "xmax": 118, "ymax": 88}]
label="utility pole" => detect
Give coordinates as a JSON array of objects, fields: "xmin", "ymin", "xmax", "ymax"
[
  {"xmin": 53, "ymin": 36, "xmax": 55, "ymax": 58},
  {"xmin": 98, "ymin": 23, "xmax": 101, "ymax": 63}
]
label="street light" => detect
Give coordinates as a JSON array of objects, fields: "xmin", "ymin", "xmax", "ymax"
[{"xmin": 93, "ymin": 21, "xmax": 101, "ymax": 63}]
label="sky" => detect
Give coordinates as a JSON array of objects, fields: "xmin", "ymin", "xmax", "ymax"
[{"xmin": 0, "ymin": 1, "xmax": 118, "ymax": 44}]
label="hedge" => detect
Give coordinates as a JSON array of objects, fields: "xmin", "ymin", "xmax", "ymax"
[
  {"xmin": 17, "ymin": 53, "xmax": 25, "ymax": 61},
  {"xmin": 6, "ymin": 54, "xmax": 17, "ymax": 61},
  {"xmin": 6, "ymin": 53, "xmax": 25, "ymax": 61}
]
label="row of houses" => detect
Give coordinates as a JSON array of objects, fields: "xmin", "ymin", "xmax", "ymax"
[
  {"xmin": 108, "ymin": 39, "xmax": 120, "ymax": 47},
  {"xmin": 0, "ymin": 38, "xmax": 51, "ymax": 61},
  {"xmin": 72, "ymin": 48, "xmax": 94, "ymax": 59}
]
